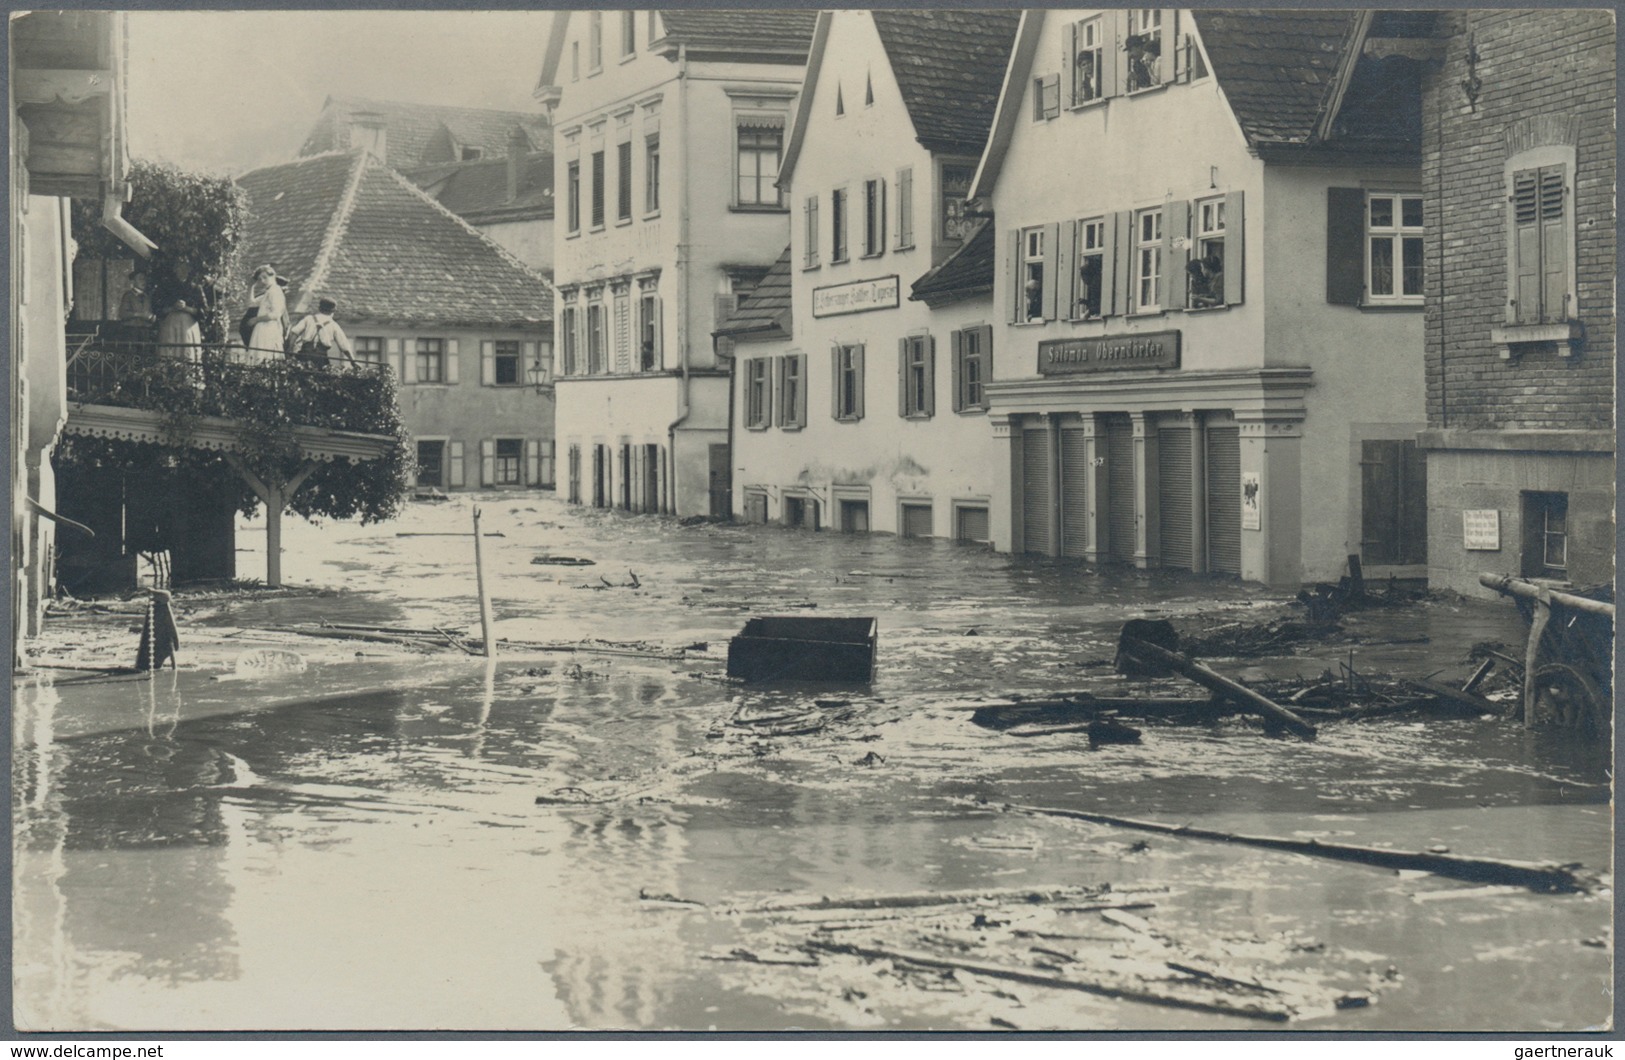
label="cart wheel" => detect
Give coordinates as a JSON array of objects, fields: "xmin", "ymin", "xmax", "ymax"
[{"xmin": 1530, "ymin": 663, "xmax": 1608, "ymax": 735}]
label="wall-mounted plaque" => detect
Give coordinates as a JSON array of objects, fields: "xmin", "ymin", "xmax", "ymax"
[
  {"xmin": 811, "ymin": 275, "xmax": 900, "ymax": 318},
  {"xmin": 1037, "ymin": 331, "xmax": 1180, "ymax": 375},
  {"xmin": 1462, "ymin": 509, "xmax": 1501, "ymax": 551}
]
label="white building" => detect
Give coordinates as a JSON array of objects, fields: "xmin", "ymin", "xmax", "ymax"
[
  {"xmin": 535, "ymin": 10, "xmax": 815, "ymax": 517},
  {"xmin": 975, "ymin": 9, "xmax": 1431, "ymax": 586},
  {"xmin": 719, "ymin": 10, "xmax": 1020, "ymax": 541}
]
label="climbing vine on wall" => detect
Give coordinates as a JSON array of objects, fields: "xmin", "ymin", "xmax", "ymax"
[{"xmin": 70, "ymin": 159, "xmax": 249, "ymax": 344}]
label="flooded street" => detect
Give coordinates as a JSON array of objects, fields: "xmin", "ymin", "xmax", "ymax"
[{"xmin": 13, "ymin": 492, "xmax": 1613, "ymax": 1032}]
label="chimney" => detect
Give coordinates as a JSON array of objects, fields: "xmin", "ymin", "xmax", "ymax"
[
  {"xmin": 349, "ymin": 111, "xmax": 387, "ymax": 160},
  {"xmin": 506, "ymin": 126, "xmax": 530, "ymax": 203}
]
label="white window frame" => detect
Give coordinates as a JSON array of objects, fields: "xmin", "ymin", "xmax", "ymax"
[
  {"xmin": 735, "ymin": 121, "xmax": 785, "ymax": 209},
  {"xmin": 560, "ymin": 305, "xmax": 578, "ymax": 375},
  {"xmin": 493, "ymin": 438, "xmax": 524, "ymax": 486},
  {"xmin": 779, "ymin": 353, "xmax": 806, "ymax": 429},
  {"xmin": 1133, "ymin": 206, "xmax": 1163, "ymax": 313},
  {"xmin": 493, "ymin": 340, "xmax": 523, "ymax": 386},
  {"xmin": 1075, "ymin": 217, "xmax": 1106, "ymax": 320},
  {"xmin": 831, "ymin": 187, "xmax": 849, "ymax": 263},
  {"xmin": 586, "ymin": 300, "xmax": 605, "ymax": 373},
  {"xmin": 644, "ymin": 134, "xmax": 660, "ymax": 216},
  {"xmin": 354, "ymin": 336, "xmax": 385, "ymax": 364},
  {"xmin": 588, "ymin": 12, "xmax": 603, "ymax": 73},
  {"xmin": 901, "ymin": 334, "xmax": 933, "ymax": 419},
  {"xmin": 619, "ymin": 10, "xmax": 636, "ymax": 59},
  {"xmin": 834, "ymin": 343, "xmax": 863, "ymax": 421},
  {"xmin": 862, "ymin": 177, "xmax": 887, "ymax": 258},
  {"xmin": 1019, "ymin": 226, "xmax": 1047, "ymax": 323},
  {"xmin": 1072, "ymin": 16, "xmax": 1105, "ymax": 105},
  {"xmin": 1366, "ymin": 191, "xmax": 1424, "ymax": 306},
  {"xmin": 1189, "ymin": 196, "xmax": 1227, "ymax": 309},
  {"xmin": 637, "ymin": 290, "xmax": 660, "ymax": 371},
  {"xmin": 1126, "ymin": 9, "xmax": 1165, "ymax": 93},
  {"xmin": 415, "ymin": 438, "xmax": 448, "ymax": 488},
  {"xmin": 415, "ymin": 338, "xmax": 445, "ymax": 383},
  {"xmin": 565, "ymin": 161, "xmax": 581, "ymax": 235},
  {"xmin": 954, "ymin": 325, "xmax": 990, "ymax": 413},
  {"xmin": 745, "ymin": 358, "xmax": 771, "ymax": 429}
]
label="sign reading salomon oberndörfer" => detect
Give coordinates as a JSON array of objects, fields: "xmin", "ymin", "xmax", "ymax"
[{"xmin": 1037, "ymin": 331, "xmax": 1181, "ymax": 374}]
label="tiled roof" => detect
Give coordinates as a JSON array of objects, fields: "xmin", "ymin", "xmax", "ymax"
[
  {"xmin": 403, "ymin": 151, "xmax": 554, "ymax": 224},
  {"xmin": 872, "ymin": 10, "xmax": 1022, "ymax": 154},
  {"xmin": 657, "ymin": 10, "xmax": 816, "ymax": 57},
  {"xmin": 238, "ymin": 150, "xmax": 552, "ymax": 330},
  {"xmin": 299, "ymin": 96, "xmax": 549, "ymax": 169},
  {"xmin": 1191, "ymin": 10, "xmax": 1358, "ymax": 147},
  {"xmin": 910, "ymin": 220, "xmax": 995, "ymax": 307},
  {"xmin": 715, "ymin": 244, "xmax": 792, "ymax": 339}
]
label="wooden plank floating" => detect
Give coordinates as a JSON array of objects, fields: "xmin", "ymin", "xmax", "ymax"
[
  {"xmin": 1009, "ymin": 803, "xmax": 1594, "ymax": 893},
  {"xmin": 1116, "ymin": 636, "xmax": 1317, "ymax": 740}
]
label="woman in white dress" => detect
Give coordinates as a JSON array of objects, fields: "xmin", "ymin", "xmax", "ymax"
[{"xmin": 246, "ymin": 265, "xmax": 288, "ymax": 361}]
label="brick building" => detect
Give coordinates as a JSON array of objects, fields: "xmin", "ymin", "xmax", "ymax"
[{"xmin": 1418, "ymin": 10, "xmax": 1615, "ymax": 594}]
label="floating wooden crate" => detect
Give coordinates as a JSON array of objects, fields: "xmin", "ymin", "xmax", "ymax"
[{"xmin": 727, "ymin": 616, "xmax": 878, "ymax": 683}]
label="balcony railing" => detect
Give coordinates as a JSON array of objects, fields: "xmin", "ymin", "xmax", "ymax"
[{"xmin": 66, "ymin": 330, "xmax": 397, "ymax": 437}]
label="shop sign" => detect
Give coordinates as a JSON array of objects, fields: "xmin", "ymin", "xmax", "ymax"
[
  {"xmin": 1037, "ymin": 331, "xmax": 1180, "ymax": 374},
  {"xmin": 812, "ymin": 275, "xmax": 900, "ymax": 317},
  {"xmin": 1462, "ymin": 509, "xmax": 1500, "ymax": 550}
]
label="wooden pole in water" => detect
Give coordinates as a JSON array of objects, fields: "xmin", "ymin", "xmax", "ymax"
[{"xmin": 472, "ymin": 506, "xmax": 495, "ymax": 658}]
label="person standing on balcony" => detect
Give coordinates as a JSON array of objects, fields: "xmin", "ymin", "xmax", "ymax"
[
  {"xmin": 117, "ymin": 270, "xmax": 155, "ymax": 341},
  {"xmin": 244, "ymin": 265, "xmax": 289, "ymax": 362},
  {"xmin": 287, "ymin": 297, "xmax": 356, "ymax": 369},
  {"xmin": 158, "ymin": 299, "xmax": 203, "ymax": 368}
]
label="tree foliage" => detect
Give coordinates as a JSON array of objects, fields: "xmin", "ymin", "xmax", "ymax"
[{"xmin": 70, "ymin": 159, "xmax": 248, "ymax": 344}]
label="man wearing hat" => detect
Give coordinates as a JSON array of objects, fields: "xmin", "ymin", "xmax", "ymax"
[{"xmin": 287, "ymin": 296, "xmax": 357, "ymax": 369}]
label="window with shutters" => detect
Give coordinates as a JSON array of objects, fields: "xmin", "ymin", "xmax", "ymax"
[
  {"xmin": 566, "ymin": 162, "xmax": 581, "ymax": 234},
  {"xmin": 590, "ymin": 150, "xmax": 605, "ymax": 228},
  {"xmin": 416, "ymin": 441, "xmax": 445, "ymax": 488},
  {"xmin": 638, "ymin": 291, "xmax": 659, "ymax": 371},
  {"xmin": 831, "ymin": 188, "xmax": 849, "ymax": 263},
  {"xmin": 745, "ymin": 358, "xmax": 770, "ymax": 429},
  {"xmin": 560, "ymin": 306, "xmax": 579, "ymax": 375},
  {"xmin": 415, "ymin": 338, "xmax": 445, "ymax": 383},
  {"xmin": 778, "ymin": 353, "xmax": 806, "ymax": 428},
  {"xmin": 803, "ymin": 195, "xmax": 820, "ymax": 268},
  {"xmin": 1188, "ymin": 197, "xmax": 1226, "ymax": 308},
  {"xmin": 862, "ymin": 178, "xmax": 886, "ymax": 258},
  {"xmin": 736, "ymin": 122, "xmax": 784, "ymax": 208},
  {"xmin": 586, "ymin": 301, "xmax": 605, "ymax": 373},
  {"xmin": 1074, "ymin": 217, "xmax": 1106, "ymax": 319},
  {"xmin": 1367, "ymin": 193, "xmax": 1423, "ymax": 305},
  {"xmin": 616, "ymin": 141, "xmax": 633, "ymax": 222},
  {"xmin": 1125, "ymin": 10, "xmax": 1165, "ymax": 92},
  {"xmin": 644, "ymin": 134, "xmax": 660, "ymax": 214},
  {"xmin": 895, "ymin": 167, "xmax": 914, "ymax": 250},
  {"xmin": 900, "ymin": 335, "xmax": 933, "ymax": 419},
  {"xmin": 567, "ymin": 445, "xmax": 582, "ymax": 504},
  {"xmin": 494, "ymin": 341, "xmax": 521, "ymax": 385},
  {"xmin": 1071, "ymin": 17, "xmax": 1105, "ymax": 105},
  {"xmin": 494, "ymin": 439, "xmax": 523, "ymax": 486},
  {"xmin": 1507, "ymin": 164, "xmax": 1572, "ymax": 325},
  {"xmin": 953, "ymin": 325, "xmax": 991, "ymax": 413},
  {"xmin": 1032, "ymin": 74, "xmax": 1061, "ymax": 121},
  {"xmin": 1133, "ymin": 207, "xmax": 1163, "ymax": 312},
  {"xmin": 834, "ymin": 344, "xmax": 864, "ymax": 421},
  {"xmin": 354, "ymin": 336, "xmax": 384, "ymax": 364},
  {"xmin": 1020, "ymin": 227, "xmax": 1047, "ymax": 323}
]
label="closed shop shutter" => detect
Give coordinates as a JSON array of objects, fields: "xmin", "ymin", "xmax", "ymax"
[
  {"xmin": 1060, "ymin": 427, "xmax": 1090, "ymax": 558},
  {"xmin": 1106, "ymin": 416, "xmax": 1136, "ymax": 563},
  {"xmin": 1158, "ymin": 427, "xmax": 1193, "ymax": 570},
  {"xmin": 1022, "ymin": 429, "xmax": 1052, "ymax": 554},
  {"xmin": 957, "ymin": 506, "xmax": 990, "ymax": 543},
  {"xmin": 901, "ymin": 503, "xmax": 934, "ymax": 538},
  {"xmin": 1206, "ymin": 426, "xmax": 1241, "ymax": 574}
]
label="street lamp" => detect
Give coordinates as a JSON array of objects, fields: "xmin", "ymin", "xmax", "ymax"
[{"xmin": 526, "ymin": 358, "xmax": 550, "ymax": 393}]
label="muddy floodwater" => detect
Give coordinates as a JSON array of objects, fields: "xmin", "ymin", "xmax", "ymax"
[{"xmin": 12, "ymin": 492, "xmax": 1613, "ymax": 1031}]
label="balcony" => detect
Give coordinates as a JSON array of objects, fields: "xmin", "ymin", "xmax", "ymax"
[{"xmin": 64, "ymin": 327, "xmax": 400, "ymax": 461}]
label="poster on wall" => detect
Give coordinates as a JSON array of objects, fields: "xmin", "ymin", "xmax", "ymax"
[
  {"xmin": 1463, "ymin": 509, "xmax": 1501, "ymax": 550},
  {"xmin": 1241, "ymin": 472, "xmax": 1261, "ymax": 530}
]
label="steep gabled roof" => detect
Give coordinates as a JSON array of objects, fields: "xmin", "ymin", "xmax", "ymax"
[
  {"xmin": 238, "ymin": 150, "xmax": 552, "ymax": 330},
  {"xmin": 299, "ymin": 96, "xmax": 549, "ymax": 169},
  {"xmin": 910, "ymin": 220, "xmax": 995, "ymax": 308},
  {"xmin": 655, "ymin": 9, "xmax": 817, "ymax": 59},
  {"xmin": 402, "ymin": 152, "xmax": 554, "ymax": 225},
  {"xmin": 1190, "ymin": 11, "xmax": 1359, "ymax": 148},
  {"xmin": 871, "ymin": 10, "xmax": 1022, "ymax": 156},
  {"xmin": 714, "ymin": 244, "xmax": 793, "ymax": 341}
]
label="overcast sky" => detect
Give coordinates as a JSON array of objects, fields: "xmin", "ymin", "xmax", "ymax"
[{"xmin": 126, "ymin": 11, "xmax": 555, "ymax": 175}]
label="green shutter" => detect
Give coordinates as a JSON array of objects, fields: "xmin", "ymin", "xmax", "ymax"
[
  {"xmin": 1007, "ymin": 229, "xmax": 1022, "ymax": 322},
  {"xmin": 1041, "ymin": 221, "xmax": 1060, "ymax": 320},
  {"xmin": 1057, "ymin": 219, "xmax": 1077, "ymax": 319},
  {"xmin": 1326, "ymin": 186, "xmax": 1366, "ymax": 305},
  {"xmin": 1538, "ymin": 166, "xmax": 1568, "ymax": 323},
  {"xmin": 1111, "ymin": 210, "xmax": 1133, "ymax": 316},
  {"xmin": 898, "ymin": 338, "xmax": 909, "ymax": 417},
  {"xmin": 950, "ymin": 329, "xmax": 964, "ymax": 413},
  {"xmin": 1162, "ymin": 200, "xmax": 1189, "ymax": 310},
  {"xmin": 1103, "ymin": 9, "xmax": 1123, "ymax": 98},
  {"xmin": 1223, "ymin": 190, "xmax": 1245, "ymax": 305}
]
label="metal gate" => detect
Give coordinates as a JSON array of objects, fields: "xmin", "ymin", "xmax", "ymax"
[
  {"xmin": 1206, "ymin": 427, "xmax": 1241, "ymax": 574},
  {"xmin": 1022, "ymin": 429, "xmax": 1052, "ymax": 554},
  {"xmin": 957, "ymin": 506, "xmax": 990, "ymax": 543},
  {"xmin": 1060, "ymin": 428, "xmax": 1090, "ymax": 558},
  {"xmin": 901, "ymin": 503, "xmax": 934, "ymax": 538},
  {"xmin": 1158, "ymin": 427, "xmax": 1193, "ymax": 570},
  {"xmin": 1105, "ymin": 417, "xmax": 1136, "ymax": 563}
]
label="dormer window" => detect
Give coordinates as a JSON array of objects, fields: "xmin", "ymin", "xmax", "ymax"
[{"xmin": 460, "ymin": 146, "xmax": 483, "ymax": 162}]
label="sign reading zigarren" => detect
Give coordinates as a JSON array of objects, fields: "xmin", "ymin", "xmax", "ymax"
[
  {"xmin": 812, "ymin": 275, "xmax": 900, "ymax": 318},
  {"xmin": 1037, "ymin": 331, "xmax": 1181, "ymax": 374}
]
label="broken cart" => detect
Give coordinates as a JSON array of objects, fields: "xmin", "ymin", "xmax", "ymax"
[{"xmin": 1479, "ymin": 573, "xmax": 1614, "ymax": 735}]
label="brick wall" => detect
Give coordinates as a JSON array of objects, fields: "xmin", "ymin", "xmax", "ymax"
[{"xmin": 1421, "ymin": 10, "xmax": 1616, "ymax": 431}]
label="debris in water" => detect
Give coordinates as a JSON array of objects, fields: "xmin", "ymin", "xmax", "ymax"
[
  {"xmin": 726, "ymin": 616, "xmax": 878, "ymax": 683},
  {"xmin": 234, "ymin": 647, "xmax": 307, "ymax": 676},
  {"xmin": 531, "ymin": 554, "xmax": 595, "ymax": 566}
]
